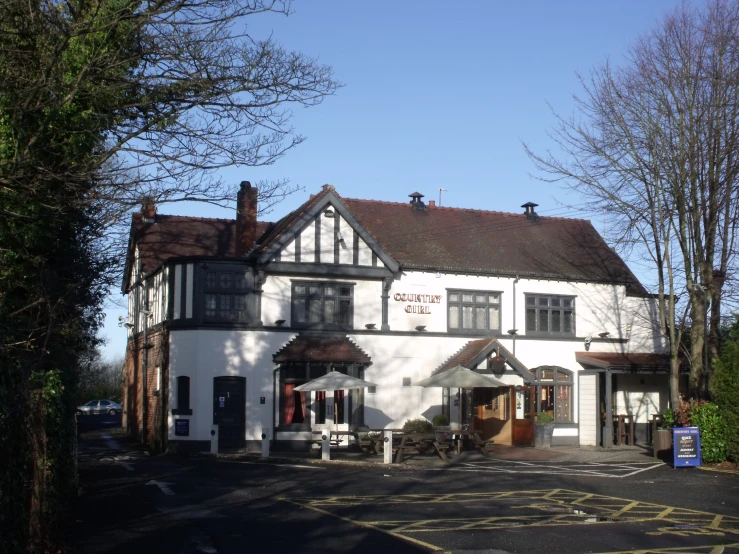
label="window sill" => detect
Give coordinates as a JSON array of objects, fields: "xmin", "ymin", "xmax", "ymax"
[{"xmin": 172, "ymin": 408, "xmax": 193, "ymax": 415}]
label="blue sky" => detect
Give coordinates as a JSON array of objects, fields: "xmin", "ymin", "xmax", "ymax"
[{"xmin": 102, "ymin": 0, "xmax": 680, "ymax": 359}]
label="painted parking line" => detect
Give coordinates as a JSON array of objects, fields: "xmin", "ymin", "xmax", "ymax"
[
  {"xmin": 282, "ymin": 489, "xmax": 739, "ymax": 552},
  {"xmin": 225, "ymin": 460, "xmax": 326, "ymax": 470},
  {"xmin": 429, "ymin": 459, "xmax": 664, "ymax": 478}
]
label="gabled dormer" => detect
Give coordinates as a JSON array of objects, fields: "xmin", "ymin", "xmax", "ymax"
[{"xmin": 251, "ymin": 184, "xmax": 400, "ymax": 280}]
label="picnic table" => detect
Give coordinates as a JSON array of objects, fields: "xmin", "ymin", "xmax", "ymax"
[{"xmin": 362, "ymin": 429, "xmax": 492, "ymax": 464}]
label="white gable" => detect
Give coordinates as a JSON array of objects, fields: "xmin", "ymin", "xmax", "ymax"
[{"xmin": 275, "ymin": 202, "xmax": 386, "ymax": 269}]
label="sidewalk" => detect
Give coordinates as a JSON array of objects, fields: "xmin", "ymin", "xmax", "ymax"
[{"xmin": 218, "ymin": 442, "xmax": 658, "ymax": 468}]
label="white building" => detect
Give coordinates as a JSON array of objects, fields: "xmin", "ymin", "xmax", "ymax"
[{"xmin": 121, "ymin": 183, "xmax": 670, "ymax": 453}]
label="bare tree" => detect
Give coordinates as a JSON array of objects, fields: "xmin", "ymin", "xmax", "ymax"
[{"xmin": 525, "ymin": 0, "xmax": 739, "ymax": 403}]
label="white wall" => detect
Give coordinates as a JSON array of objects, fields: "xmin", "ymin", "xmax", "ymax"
[{"xmin": 579, "ymin": 374, "xmax": 597, "ymax": 446}]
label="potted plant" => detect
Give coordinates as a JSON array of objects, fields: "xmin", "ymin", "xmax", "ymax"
[
  {"xmin": 654, "ymin": 408, "xmax": 674, "ymax": 459},
  {"xmin": 535, "ymin": 412, "xmax": 555, "ymax": 448},
  {"xmin": 432, "ymin": 413, "xmax": 450, "ymax": 430}
]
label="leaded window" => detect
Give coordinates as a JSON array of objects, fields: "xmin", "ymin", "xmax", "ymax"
[
  {"xmin": 535, "ymin": 366, "xmax": 573, "ymax": 423},
  {"xmin": 525, "ymin": 294, "xmax": 575, "ymax": 336},
  {"xmin": 291, "ymin": 281, "xmax": 353, "ymax": 329},
  {"xmin": 203, "ymin": 266, "xmax": 249, "ymax": 322},
  {"xmin": 447, "ymin": 290, "xmax": 501, "ymax": 333}
]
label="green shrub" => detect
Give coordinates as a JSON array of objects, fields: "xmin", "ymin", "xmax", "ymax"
[
  {"xmin": 712, "ymin": 321, "xmax": 739, "ymax": 462},
  {"xmin": 536, "ymin": 412, "xmax": 554, "ymax": 424},
  {"xmin": 690, "ymin": 402, "xmax": 729, "ymax": 463},
  {"xmin": 431, "ymin": 414, "xmax": 450, "ymax": 426},
  {"xmin": 661, "ymin": 407, "xmax": 676, "ymax": 428},
  {"xmin": 402, "ymin": 418, "xmax": 433, "ymax": 433}
]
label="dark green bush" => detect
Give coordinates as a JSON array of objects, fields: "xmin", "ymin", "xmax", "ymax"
[
  {"xmin": 661, "ymin": 407, "xmax": 675, "ymax": 428},
  {"xmin": 402, "ymin": 418, "xmax": 433, "ymax": 433},
  {"xmin": 431, "ymin": 414, "xmax": 450, "ymax": 426},
  {"xmin": 536, "ymin": 412, "xmax": 554, "ymax": 424},
  {"xmin": 712, "ymin": 321, "xmax": 739, "ymax": 462},
  {"xmin": 690, "ymin": 402, "xmax": 729, "ymax": 463}
]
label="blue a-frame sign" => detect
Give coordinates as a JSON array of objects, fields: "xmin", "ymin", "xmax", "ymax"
[{"xmin": 673, "ymin": 427, "xmax": 701, "ymax": 468}]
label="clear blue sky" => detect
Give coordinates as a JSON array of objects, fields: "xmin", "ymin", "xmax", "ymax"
[{"xmin": 102, "ymin": 0, "xmax": 680, "ymax": 360}]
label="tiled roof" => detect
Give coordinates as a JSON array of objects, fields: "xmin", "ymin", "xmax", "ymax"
[
  {"xmin": 343, "ymin": 198, "xmax": 648, "ymax": 295},
  {"xmin": 575, "ymin": 352, "xmax": 679, "ymax": 369},
  {"xmin": 130, "ymin": 213, "xmax": 273, "ymax": 275},
  {"xmin": 437, "ymin": 338, "xmax": 498, "ymax": 372},
  {"xmin": 273, "ymin": 335, "xmax": 372, "ymax": 364}
]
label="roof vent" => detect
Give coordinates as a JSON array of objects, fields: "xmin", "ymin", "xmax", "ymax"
[
  {"xmin": 521, "ymin": 202, "xmax": 539, "ymax": 221},
  {"xmin": 409, "ymin": 192, "xmax": 427, "ymax": 212}
]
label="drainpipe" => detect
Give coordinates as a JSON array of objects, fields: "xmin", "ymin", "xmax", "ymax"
[
  {"xmin": 141, "ymin": 309, "xmax": 151, "ymax": 445},
  {"xmin": 512, "ymin": 275, "xmax": 519, "ymax": 356},
  {"xmin": 272, "ymin": 366, "xmax": 280, "ymax": 452}
]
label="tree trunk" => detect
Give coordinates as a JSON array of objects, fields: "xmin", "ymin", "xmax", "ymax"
[{"xmin": 26, "ymin": 391, "xmax": 47, "ymax": 552}]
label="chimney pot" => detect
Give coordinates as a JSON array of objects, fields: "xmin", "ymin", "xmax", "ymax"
[
  {"xmin": 428, "ymin": 200, "xmax": 436, "ymax": 208},
  {"xmin": 236, "ymin": 181, "xmax": 258, "ymax": 256},
  {"xmin": 141, "ymin": 197, "xmax": 157, "ymax": 222}
]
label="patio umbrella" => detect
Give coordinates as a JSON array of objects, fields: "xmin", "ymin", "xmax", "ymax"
[
  {"xmin": 294, "ymin": 371, "xmax": 376, "ymax": 392},
  {"xmin": 415, "ymin": 365, "xmax": 506, "ymax": 388}
]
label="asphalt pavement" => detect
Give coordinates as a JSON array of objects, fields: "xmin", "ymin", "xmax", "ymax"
[{"xmin": 72, "ymin": 424, "xmax": 739, "ymax": 554}]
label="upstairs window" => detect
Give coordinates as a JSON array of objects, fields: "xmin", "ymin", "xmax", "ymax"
[
  {"xmin": 203, "ymin": 267, "xmax": 249, "ymax": 322},
  {"xmin": 447, "ymin": 290, "xmax": 501, "ymax": 333},
  {"xmin": 291, "ymin": 281, "xmax": 353, "ymax": 329},
  {"xmin": 525, "ymin": 295, "xmax": 575, "ymax": 336}
]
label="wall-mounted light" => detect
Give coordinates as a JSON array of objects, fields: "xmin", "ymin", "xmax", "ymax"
[
  {"xmin": 365, "ymin": 323, "xmax": 376, "ymax": 330},
  {"xmin": 274, "ymin": 319, "xmax": 286, "ymax": 327},
  {"xmin": 415, "ymin": 325, "xmax": 426, "ymax": 332},
  {"xmin": 324, "ymin": 208, "xmax": 335, "ymax": 218},
  {"xmin": 598, "ymin": 331, "xmax": 610, "ymax": 338},
  {"xmin": 123, "ymin": 322, "xmax": 134, "ymax": 329},
  {"xmin": 336, "ymin": 230, "xmax": 343, "ymax": 242},
  {"xmin": 507, "ymin": 329, "xmax": 518, "ymax": 335}
]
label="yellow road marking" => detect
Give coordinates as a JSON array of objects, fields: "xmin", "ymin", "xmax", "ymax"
[{"xmin": 278, "ymin": 497, "xmax": 441, "ymax": 552}]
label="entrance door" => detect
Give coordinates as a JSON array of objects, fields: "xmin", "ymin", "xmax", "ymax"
[
  {"xmin": 213, "ymin": 377, "xmax": 246, "ymax": 450},
  {"xmin": 513, "ymin": 386, "xmax": 535, "ymax": 446}
]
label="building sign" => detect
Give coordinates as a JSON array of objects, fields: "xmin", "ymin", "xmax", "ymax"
[
  {"xmin": 673, "ymin": 427, "xmax": 701, "ymax": 467},
  {"xmin": 393, "ymin": 293, "xmax": 442, "ymax": 315},
  {"xmin": 175, "ymin": 419, "xmax": 189, "ymax": 436}
]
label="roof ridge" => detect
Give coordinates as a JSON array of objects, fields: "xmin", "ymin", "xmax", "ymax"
[
  {"xmin": 134, "ymin": 212, "xmax": 272, "ymax": 225},
  {"xmin": 342, "ymin": 197, "xmax": 591, "ymax": 222}
]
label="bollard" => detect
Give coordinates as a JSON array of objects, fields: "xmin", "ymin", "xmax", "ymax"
[
  {"xmin": 261, "ymin": 429, "xmax": 270, "ymax": 458},
  {"xmin": 383, "ymin": 430, "xmax": 393, "ymax": 464},
  {"xmin": 210, "ymin": 424, "xmax": 219, "ymax": 455},
  {"xmin": 321, "ymin": 429, "xmax": 331, "ymax": 461}
]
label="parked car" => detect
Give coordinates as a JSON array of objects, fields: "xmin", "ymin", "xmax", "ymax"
[{"xmin": 76, "ymin": 399, "xmax": 122, "ymax": 416}]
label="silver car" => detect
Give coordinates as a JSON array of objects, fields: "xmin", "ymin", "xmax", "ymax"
[{"xmin": 77, "ymin": 399, "xmax": 122, "ymax": 416}]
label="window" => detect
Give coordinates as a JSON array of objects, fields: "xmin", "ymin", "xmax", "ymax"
[
  {"xmin": 525, "ymin": 295, "xmax": 575, "ymax": 336},
  {"xmin": 291, "ymin": 282, "xmax": 354, "ymax": 329},
  {"xmin": 279, "ymin": 363, "xmax": 365, "ymax": 427},
  {"xmin": 173, "ymin": 376, "xmax": 192, "ymax": 415},
  {"xmin": 447, "ymin": 290, "xmax": 501, "ymax": 333},
  {"xmin": 203, "ymin": 266, "xmax": 249, "ymax": 322},
  {"xmin": 534, "ymin": 366, "xmax": 572, "ymax": 422}
]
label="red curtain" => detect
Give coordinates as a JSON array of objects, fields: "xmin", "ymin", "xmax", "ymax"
[
  {"xmin": 283, "ymin": 383, "xmax": 295, "ymax": 424},
  {"xmin": 300, "ymin": 390, "xmax": 306, "ymax": 423}
]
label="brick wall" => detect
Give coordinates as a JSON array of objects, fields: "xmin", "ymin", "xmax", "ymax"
[{"xmin": 122, "ymin": 327, "xmax": 169, "ymax": 452}]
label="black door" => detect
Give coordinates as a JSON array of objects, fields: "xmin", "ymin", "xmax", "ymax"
[{"xmin": 213, "ymin": 377, "xmax": 246, "ymax": 450}]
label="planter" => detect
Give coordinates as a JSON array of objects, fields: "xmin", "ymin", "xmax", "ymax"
[
  {"xmin": 653, "ymin": 428, "xmax": 673, "ymax": 460},
  {"xmin": 535, "ymin": 423, "xmax": 554, "ymax": 448}
]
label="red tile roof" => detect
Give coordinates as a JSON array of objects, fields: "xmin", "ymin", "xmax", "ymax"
[
  {"xmin": 273, "ymin": 335, "xmax": 372, "ymax": 364},
  {"xmin": 575, "ymin": 352, "xmax": 679, "ymax": 369},
  {"xmin": 130, "ymin": 213, "xmax": 272, "ymax": 275},
  {"xmin": 343, "ymin": 198, "xmax": 648, "ymax": 295},
  {"xmin": 437, "ymin": 338, "xmax": 498, "ymax": 372},
  {"xmin": 125, "ymin": 187, "xmax": 649, "ymax": 296}
]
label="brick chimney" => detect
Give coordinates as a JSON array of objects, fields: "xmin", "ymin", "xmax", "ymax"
[
  {"xmin": 236, "ymin": 181, "xmax": 258, "ymax": 256},
  {"xmin": 141, "ymin": 197, "xmax": 157, "ymax": 223}
]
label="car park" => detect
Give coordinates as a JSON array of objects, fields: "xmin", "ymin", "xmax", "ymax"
[{"xmin": 77, "ymin": 400, "xmax": 122, "ymax": 416}]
